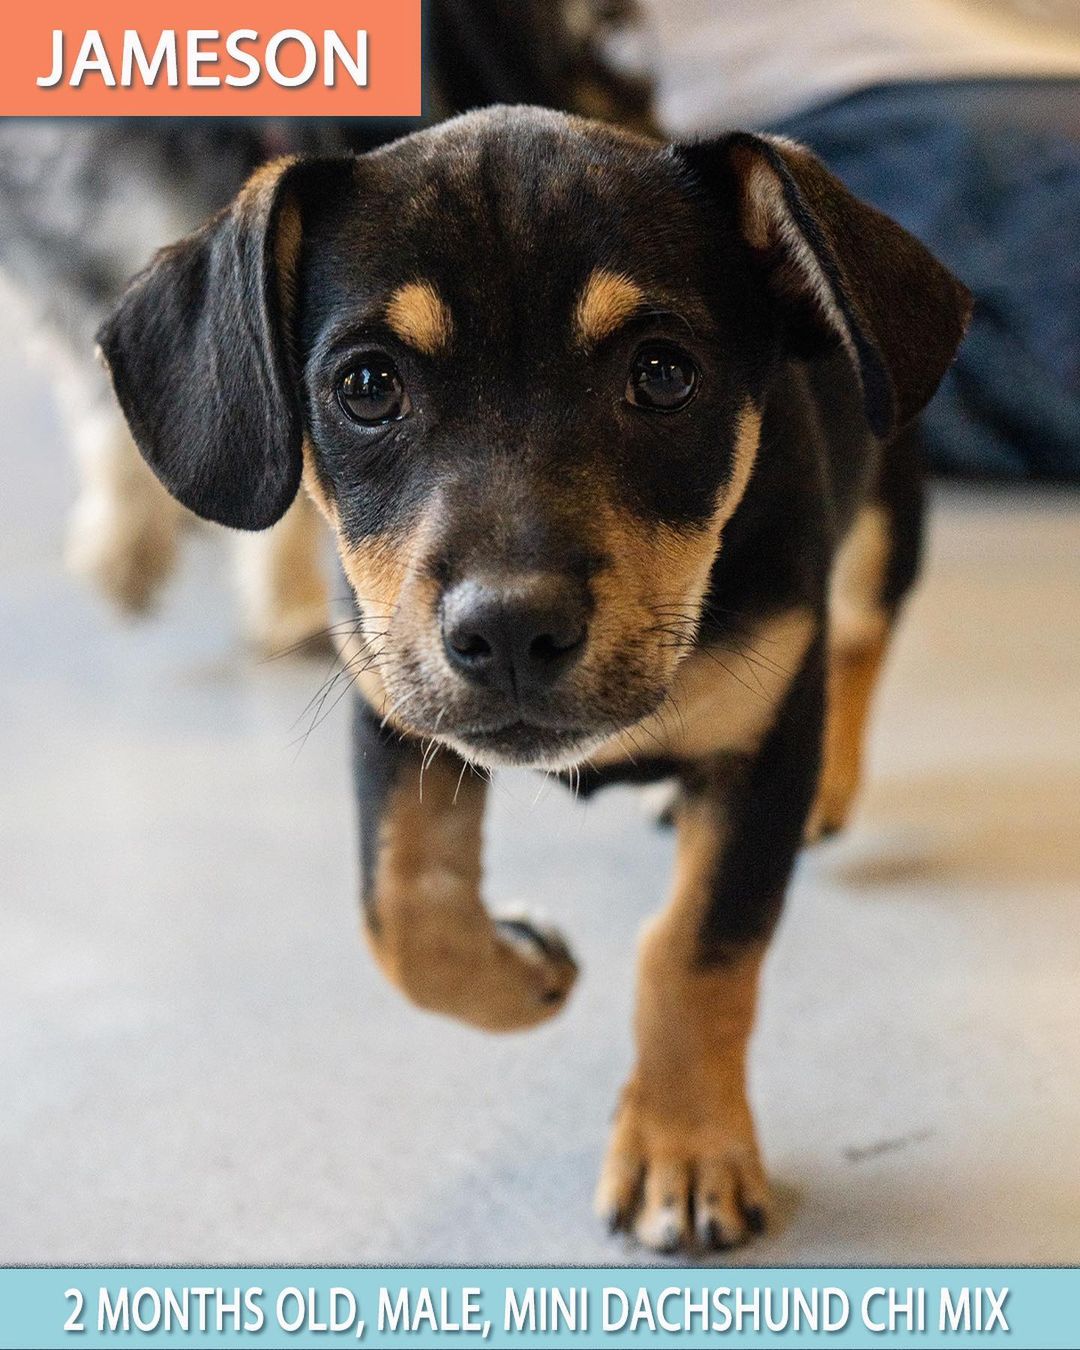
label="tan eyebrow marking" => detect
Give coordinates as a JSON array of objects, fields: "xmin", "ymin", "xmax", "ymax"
[
  {"xmin": 384, "ymin": 280, "xmax": 453, "ymax": 356},
  {"xmin": 574, "ymin": 268, "xmax": 645, "ymax": 347}
]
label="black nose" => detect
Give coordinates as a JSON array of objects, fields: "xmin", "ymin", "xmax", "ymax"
[{"xmin": 441, "ymin": 574, "xmax": 588, "ymax": 698}]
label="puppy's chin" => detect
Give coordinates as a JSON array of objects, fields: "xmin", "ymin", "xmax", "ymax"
[
  {"xmin": 442, "ymin": 723, "xmax": 613, "ymax": 772},
  {"xmin": 386, "ymin": 662, "xmax": 671, "ymax": 771}
]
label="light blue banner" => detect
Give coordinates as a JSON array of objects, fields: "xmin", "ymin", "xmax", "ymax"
[{"xmin": 0, "ymin": 1267, "xmax": 1071, "ymax": 1349}]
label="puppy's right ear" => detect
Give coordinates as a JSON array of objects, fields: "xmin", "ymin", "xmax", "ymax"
[{"xmin": 97, "ymin": 157, "xmax": 350, "ymax": 530}]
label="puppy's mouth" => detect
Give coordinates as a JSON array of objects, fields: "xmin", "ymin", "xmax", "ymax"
[{"xmin": 447, "ymin": 718, "xmax": 604, "ymax": 769}]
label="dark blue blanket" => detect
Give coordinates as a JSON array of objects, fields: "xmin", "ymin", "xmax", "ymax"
[{"xmin": 778, "ymin": 78, "xmax": 1080, "ymax": 481}]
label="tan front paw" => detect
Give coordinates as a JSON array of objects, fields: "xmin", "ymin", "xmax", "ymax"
[
  {"xmin": 596, "ymin": 1077, "xmax": 769, "ymax": 1253},
  {"xmin": 374, "ymin": 912, "xmax": 578, "ymax": 1034}
]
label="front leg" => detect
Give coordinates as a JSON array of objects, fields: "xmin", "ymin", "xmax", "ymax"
[
  {"xmin": 354, "ymin": 699, "xmax": 578, "ymax": 1032},
  {"xmin": 597, "ymin": 641, "xmax": 825, "ymax": 1251}
]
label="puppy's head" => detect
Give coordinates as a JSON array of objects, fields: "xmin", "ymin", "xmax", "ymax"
[{"xmin": 99, "ymin": 107, "xmax": 969, "ymax": 769}]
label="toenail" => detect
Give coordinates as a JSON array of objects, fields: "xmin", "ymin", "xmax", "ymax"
[{"xmin": 701, "ymin": 1219, "xmax": 735, "ymax": 1251}]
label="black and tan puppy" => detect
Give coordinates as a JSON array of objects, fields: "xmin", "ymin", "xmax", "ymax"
[{"xmin": 98, "ymin": 107, "xmax": 970, "ymax": 1253}]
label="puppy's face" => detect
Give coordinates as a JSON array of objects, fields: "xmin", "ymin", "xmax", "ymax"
[
  {"xmin": 298, "ymin": 110, "xmax": 769, "ymax": 767},
  {"xmin": 99, "ymin": 108, "xmax": 970, "ymax": 770}
]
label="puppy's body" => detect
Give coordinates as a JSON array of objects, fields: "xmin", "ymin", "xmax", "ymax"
[{"xmin": 97, "ymin": 107, "xmax": 969, "ymax": 1252}]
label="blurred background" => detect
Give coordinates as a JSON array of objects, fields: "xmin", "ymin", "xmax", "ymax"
[{"xmin": 1, "ymin": 0, "xmax": 1079, "ymax": 1265}]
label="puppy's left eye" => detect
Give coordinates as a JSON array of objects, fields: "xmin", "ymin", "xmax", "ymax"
[
  {"xmin": 337, "ymin": 356, "xmax": 410, "ymax": 424},
  {"xmin": 626, "ymin": 343, "xmax": 699, "ymax": 412}
]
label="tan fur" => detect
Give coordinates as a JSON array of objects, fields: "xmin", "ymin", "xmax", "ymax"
[
  {"xmin": 721, "ymin": 404, "xmax": 762, "ymax": 529},
  {"xmin": 596, "ymin": 786, "xmax": 769, "ymax": 1250},
  {"xmin": 273, "ymin": 196, "xmax": 302, "ymax": 315},
  {"xmin": 736, "ymin": 154, "xmax": 777, "ymax": 252},
  {"xmin": 599, "ymin": 406, "xmax": 761, "ymax": 652},
  {"xmin": 301, "ymin": 443, "xmax": 337, "ymax": 526},
  {"xmin": 343, "ymin": 534, "xmax": 410, "ymax": 619},
  {"xmin": 236, "ymin": 158, "xmax": 303, "ymax": 315},
  {"xmin": 342, "ymin": 513, "xmax": 444, "ymax": 724},
  {"xmin": 385, "ymin": 280, "xmax": 454, "ymax": 357},
  {"xmin": 588, "ymin": 606, "xmax": 814, "ymax": 768},
  {"xmin": 365, "ymin": 752, "xmax": 576, "ymax": 1031},
  {"xmin": 573, "ymin": 268, "xmax": 644, "ymax": 347},
  {"xmin": 829, "ymin": 503, "xmax": 891, "ymax": 654},
  {"xmin": 808, "ymin": 504, "xmax": 894, "ymax": 838},
  {"xmin": 734, "ymin": 136, "xmax": 813, "ymax": 252},
  {"xmin": 809, "ymin": 633, "xmax": 889, "ymax": 840},
  {"xmin": 239, "ymin": 155, "xmax": 298, "ymax": 200},
  {"xmin": 302, "ymin": 435, "xmax": 433, "ymax": 725},
  {"xmin": 733, "ymin": 139, "xmax": 854, "ymax": 370},
  {"xmin": 593, "ymin": 578, "xmax": 818, "ymax": 1246}
]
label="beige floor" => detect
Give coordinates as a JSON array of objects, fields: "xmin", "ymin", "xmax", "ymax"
[{"xmin": 1, "ymin": 327, "xmax": 1079, "ymax": 1264}]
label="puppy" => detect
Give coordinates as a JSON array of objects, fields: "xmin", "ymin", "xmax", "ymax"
[{"xmin": 97, "ymin": 107, "xmax": 970, "ymax": 1252}]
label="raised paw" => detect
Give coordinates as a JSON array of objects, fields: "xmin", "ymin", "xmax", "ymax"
[
  {"xmin": 596, "ymin": 1079, "xmax": 769, "ymax": 1253},
  {"xmin": 490, "ymin": 913, "xmax": 578, "ymax": 1023},
  {"xmin": 374, "ymin": 908, "xmax": 578, "ymax": 1034}
]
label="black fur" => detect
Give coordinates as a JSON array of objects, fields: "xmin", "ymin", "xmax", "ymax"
[
  {"xmin": 99, "ymin": 107, "xmax": 970, "ymax": 985},
  {"xmin": 97, "ymin": 160, "xmax": 313, "ymax": 529},
  {"xmin": 1, "ymin": 2, "xmax": 648, "ymax": 423},
  {"xmin": 352, "ymin": 696, "xmax": 442, "ymax": 933},
  {"xmin": 696, "ymin": 634, "xmax": 826, "ymax": 961},
  {"xmin": 679, "ymin": 133, "xmax": 971, "ymax": 439}
]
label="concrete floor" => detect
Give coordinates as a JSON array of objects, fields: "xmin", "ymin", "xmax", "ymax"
[{"xmin": 2, "ymin": 331, "xmax": 1079, "ymax": 1267}]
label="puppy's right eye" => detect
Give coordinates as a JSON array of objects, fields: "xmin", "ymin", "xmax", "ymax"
[
  {"xmin": 337, "ymin": 356, "xmax": 410, "ymax": 424},
  {"xmin": 626, "ymin": 343, "xmax": 699, "ymax": 413}
]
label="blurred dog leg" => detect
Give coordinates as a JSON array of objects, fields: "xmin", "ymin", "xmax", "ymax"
[
  {"xmin": 58, "ymin": 362, "xmax": 185, "ymax": 615},
  {"xmin": 808, "ymin": 504, "xmax": 892, "ymax": 840},
  {"xmin": 233, "ymin": 491, "xmax": 331, "ymax": 655}
]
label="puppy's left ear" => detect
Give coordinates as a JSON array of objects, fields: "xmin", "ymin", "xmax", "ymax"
[
  {"xmin": 97, "ymin": 156, "xmax": 334, "ymax": 530},
  {"xmin": 679, "ymin": 133, "xmax": 972, "ymax": 438}
]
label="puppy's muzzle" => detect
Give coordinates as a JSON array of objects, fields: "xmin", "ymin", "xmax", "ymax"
[{"xmin": 441, "ymin": 573, "xmax": 588, "ymax": 701}]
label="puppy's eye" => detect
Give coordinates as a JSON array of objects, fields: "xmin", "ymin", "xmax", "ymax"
[
  {"xmin": 626, "ymin": 343, "xmax": 699, "ymax": 412},
  {"xmin": 337, "ymin": 356, "xmax": 410, "ymax": 424}
]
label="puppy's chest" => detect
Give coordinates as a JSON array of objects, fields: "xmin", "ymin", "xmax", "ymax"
[{"xmin": 587, "ymin": 606, "xmax": 814, "ymax": 771}]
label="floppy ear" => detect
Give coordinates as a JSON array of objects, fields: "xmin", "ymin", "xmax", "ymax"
[
  {"xmin": 97, "ymin": 156, "xmax": 320, "ymax": 530},
  {"xmin": 679, "ymin": 133, "xmax": 972, "ymax": 438}
]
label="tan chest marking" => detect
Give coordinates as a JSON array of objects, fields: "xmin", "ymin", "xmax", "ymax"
[{"xmin": 587, "ymin": 606, "xmax": 815, "ymax": 769}]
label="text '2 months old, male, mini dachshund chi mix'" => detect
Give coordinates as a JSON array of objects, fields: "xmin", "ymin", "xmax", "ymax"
[{"xmin": 98, "ymin": 106, "xmax": 970, "ymax": 1253}]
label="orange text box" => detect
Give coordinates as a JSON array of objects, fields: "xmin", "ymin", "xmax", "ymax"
[{"xmin": 0, "ymin": 1, "xmax": 421, "ymax": 115}]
